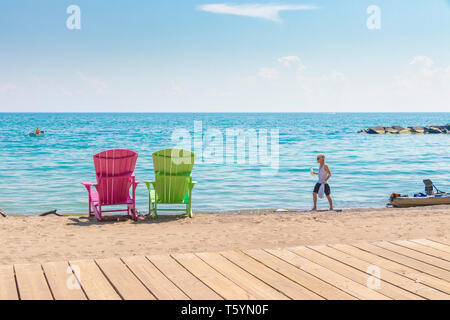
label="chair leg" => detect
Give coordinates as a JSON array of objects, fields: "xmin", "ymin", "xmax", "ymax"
[
  {"xmin": 150, "ymin": 201, "xmax": 156, "ymax": 218},
  {"xmin": 88, "ymin": 199, "xmax": 93, "ymax": 217},
  {"xmin": 131, "ymin": 203, "xmax": 138, "ymax": 221},
  {"xmin": 154, "ymin": 201, "xmax": 158, "ymax": 218},
  {"xmin": 93, "ymin": 205, "xmax": 102, "ymax": 222},
  {"xmin": 148, "ymin": 193, "xmax": 152, "ymax": 218},
  {"xmin": 188, "ymin": 187, "xmax": 193, "ymax": 218},
  {"xmin": 148, "ymin": 201, "xmax": 153, "ymax": 218}
]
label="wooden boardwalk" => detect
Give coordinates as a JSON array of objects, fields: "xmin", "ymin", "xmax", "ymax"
[{"xmin": 1, "ymin": 238, "xmax": 449, "ymax": 300}]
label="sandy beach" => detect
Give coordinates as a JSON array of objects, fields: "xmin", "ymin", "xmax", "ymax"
[{"xmin": 1, "ymin": 206, "xmax": 449, "ymax": 265}]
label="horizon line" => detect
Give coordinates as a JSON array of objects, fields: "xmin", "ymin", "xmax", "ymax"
[{"xmin": 1, "ymin": 111, "xmax": 449, "ymax": 114}]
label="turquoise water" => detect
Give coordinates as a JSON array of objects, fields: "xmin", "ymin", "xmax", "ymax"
[{"xmin": 0, "ymin": 113, "xmax": 449, "ymax": 215}]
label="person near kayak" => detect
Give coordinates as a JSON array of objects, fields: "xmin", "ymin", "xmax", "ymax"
[
  {"xmin": 310, "ymin": 154, "xmax": 334, "ymax": 211},
  {"xmin": 35, "ymin": 127, "xmax": 41, "ymax": 135}
]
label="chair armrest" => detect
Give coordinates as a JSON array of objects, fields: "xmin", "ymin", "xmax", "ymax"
[
  {"xmin": 142, "ymin": 181, "xmax": 154, "ymax": 190},
  {"xmin": 81, "ymin": 182, "xmax": 96, "ymax": 192},
  {"xmin": 142, "ymin": 181, "xmax": 156, "ymax": 204},
  {"xmin": 131, "ymin": 180, "xmax": 140, "ymax": 192},
  {"xmin": 189, "ymin": 181, "xmax": 197, "ymax": 189},
  {"xmin": 129, "ymin": 176, "xmax": 140, "ymax": 185}
]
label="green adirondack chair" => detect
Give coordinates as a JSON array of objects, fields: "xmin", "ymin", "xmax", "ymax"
[{"xmin": 144, "ymin": 148, "xmax": 196, "ymax": 218}]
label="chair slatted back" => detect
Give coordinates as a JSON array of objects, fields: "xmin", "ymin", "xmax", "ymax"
[
  {"xmin": 93, "ymin": 149, "xmax": 138, "ymax": 205},
  {"xmin": 152, "ymin": 149, "xmax": 195, "ymax": 203}
]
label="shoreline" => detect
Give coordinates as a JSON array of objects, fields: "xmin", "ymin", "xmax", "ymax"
[
  {"xmin": 0, "ymin": 205, "xmax": 449, "ymax": 265},
  {"xmin": 0, "ymin": 205, "xmax": 398, "ymax": 217}
]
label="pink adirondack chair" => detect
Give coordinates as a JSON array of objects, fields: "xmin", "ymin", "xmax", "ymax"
[{"xmin": 81, "ymin": 149, "xmax": 140, "ymax": 221}]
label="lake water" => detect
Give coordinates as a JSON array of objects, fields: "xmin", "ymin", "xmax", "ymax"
[{"xmin": 0, "ymin": 113, "xmax": 449, "ymax": 215}]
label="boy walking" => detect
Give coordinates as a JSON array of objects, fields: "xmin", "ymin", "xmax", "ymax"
[{"xmin": 310, "ymin": 154, "xmax": 333, "ymax": 211}]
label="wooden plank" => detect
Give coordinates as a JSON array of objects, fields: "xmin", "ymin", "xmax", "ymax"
[
  {"xmin": 375, "ymin": 241, "xmax": 450, "ymax": 271},
  {"xmin": 244, "ymin": 249, "xmax": 355, "ymax": 300},
  {"xmin": 396, "ymin": 240, "xmax": 450, "ymax": 261},
  {"xmin": 412, "ymin": 239, "xmax": 450, "ymax": 254},
  {"xmin": 121, "ymin": 255, "xmax": 189, "ymax": 300},
  {"xmin": 429, "ymin": 237, "xmax": 450, "ymax": 247},
  {"xmin": 172, "ymin": 253, "xmax": 253, "ymax": 300},
  {"xmin": 42, "ymin": 261, "xmax": 86, "ymax": 300},
  {"xmin": 69, "ymin": 260, "xmax": 121, "ymax": 300},
  {"xmin": 309, "ymin": 245, "xmax": 440, "ymax": 300},
  {"xmin": 269, "ymin": 248, "xmax": 390, "ymax": 300},
  {"xmin": 299, "ymin": 245, "xmax": 423, "ymax": 300},
  {"xmin": 14, "ymin": 264, "xmax": 53, "ymax": 300},
  {"xmin": 221, "ymin": 250, "xmax": 323, "ymax": 300},
  {"xmin": 196, "ymin": 252, "xmax": 289, "ymax": 300},
  {"xmin": 333, "ymin": 244, "xmax": 450, "ymax": 296},
  {"xmin": 394, "ymin": 240, "xmax": 450, "ymax": 261},
  {"xmin": 0, "ymin": 265, "xmax": 18, "ymax": 300},
  {"xmin": 147, "ymin": 254, "xmax": 221, "ymax": 300},
  {"xmin": 95, "ymin": 258, "xmax": 155, "ymax": 300},
  {"xmin": 354, "ymin": 243, "xmax": 450, "ymax": 282}
]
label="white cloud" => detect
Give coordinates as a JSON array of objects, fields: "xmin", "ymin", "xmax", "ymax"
[
  {"xmin": 257, "ymin": 56, "xmax": 345, "ymax": 88},
  {"xmin": 243, "ymin": 56, "xmax": 349, "ymax": 111},
  {"xmin": 257, "ymin": 67, "xmax": 278, "ymax": 79},
  {"xmin": 60, "ymin": 87, "xmax": 82, "ymax": 97},
  {"xmin": 165, "ymin": 80, "xmax": 189, "ymax": 96},
  {"xmin": 278, "ymin": 56, "xmax": 306, "ymax": 71},
  {"xmin": 76, "ymin": 72, "xmax": 107, "ymax": 94},
  {"xmin": 197, "ymin": 3, "xmax": 318, "ymax": 22},
  {"xmin": 0, "ymin": 84, "xmax": 22, "ymax": 95},
  {"xmin": 395, "ymin": 56, "xmax": 450, "ymax": 91},
  {"xmin": 410, "ymin": 55, "xmax": 434, "ymax": 68},
  {"xmin": 324, "ymin": 70, "xmax": 346, "ymax": 81},
  {"xmin": 352, "ymin": 56, "xmax": 450, "ymax": 112},
  {"xmin": 3, "ymin": 56, "xmax": 448, "ymax": 113},
  {"xmin": 250, "ymin": 56, "xmax": 448, "ymax": 112},
  {"xmin": 294, "ymin": 69, "xmax": 347, "ymax": 94}
]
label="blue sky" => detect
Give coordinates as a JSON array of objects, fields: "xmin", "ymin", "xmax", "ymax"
[{"xmin": 0, "ymin": 0, "xmax": 449, "ymax": 112}]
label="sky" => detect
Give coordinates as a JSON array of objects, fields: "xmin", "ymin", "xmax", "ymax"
[{"xmin": 0, "ymin": 0, "xmax": 449, "ymax": 112}]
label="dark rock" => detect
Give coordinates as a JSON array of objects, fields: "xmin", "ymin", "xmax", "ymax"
[
  {"xmin": 409, "ymin": 126, "xmax": 425, "ymax": 133},
  {"xmin": 360, "ymin": 125, "xmax": 447, "ymax": 134},
  {"xmin": 396, "ymin": 128, "xmax": 411, "ymax": 134},
  {"xmin": 384, "ymin": 127, "xmax": 397, "ymax": 134},
  {"xmin": 367, "ymin": 126, "xmax": 385, "ymax": 134},
  {"xmin": 425, "ymin": 126, "xmax": 442, "ymax": 134}
]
